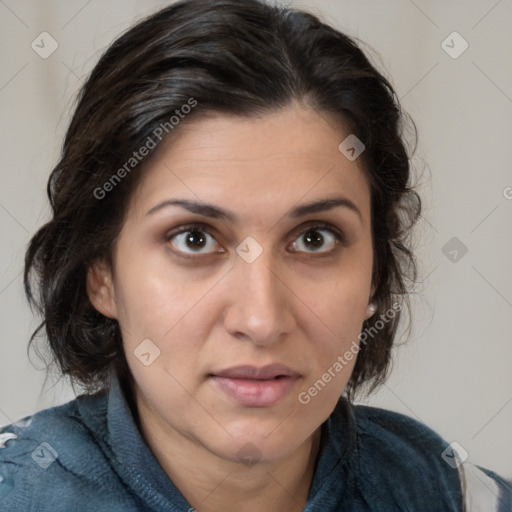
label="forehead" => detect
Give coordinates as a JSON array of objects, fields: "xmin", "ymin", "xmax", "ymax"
[{"xmin": 128, "ymin": 105, "xmax": 371, "ymax": 222}]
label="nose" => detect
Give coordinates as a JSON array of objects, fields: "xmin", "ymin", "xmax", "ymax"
[{"xmin": 222, "ymin": 249, "xmax": 296, "ymax": 347}]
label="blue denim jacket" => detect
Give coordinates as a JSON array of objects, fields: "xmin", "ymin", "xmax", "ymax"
[{"xmin": 1, "ymin": 374, "xmax": 510, "ymax": 511}]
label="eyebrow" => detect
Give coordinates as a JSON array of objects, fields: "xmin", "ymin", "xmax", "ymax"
[{"xmin": 146, "ymin": 196, "xmax": 362, "ymax": 222}]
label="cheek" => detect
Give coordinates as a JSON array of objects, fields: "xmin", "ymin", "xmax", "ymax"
[
  {"xmin": 295, "ymin": 306, "xmax": 362, "ymax": 416},
  {"xmin": 294, "ymin": 256, "xmax": 372, "ymax": 394},
  {"xmin": 301, "ymin": 251, "xmax": 372, "ymax": 334},
  {"xmin": 113, "ymin": 260, "xmax": 208, "ymax": 340},
  {"xmin": 112, "ymin": 257, "xmax": 219, "ymax": 389}
]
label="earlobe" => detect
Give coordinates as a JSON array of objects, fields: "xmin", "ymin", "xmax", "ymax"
[
  {"xmin": 365, "ymin": 302, "xmax": 377, "ymax": 320},
  {"xmin": 365, "ymin": 282, "xmax": 377, "ymax": 319},
  {"xmin": 86, "ymin": 260, "xmax": 118, "ymax": 319}
]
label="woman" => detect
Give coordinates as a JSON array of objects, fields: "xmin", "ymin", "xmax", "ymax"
[{"xmin": 0, "ymin": 0, "xmax": 510, "ymax": 510}]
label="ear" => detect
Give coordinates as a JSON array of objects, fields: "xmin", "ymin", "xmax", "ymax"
[
  {"xmin": 86, "ymin": 259, "xmax": 118, "ymax": 319},
  {"xmin": 364, "ymin": 302, "xmax": 377, "ymax": 320},
  {"xmin": 364, "ymin": 283, "xmax": 377, "ymax": 320},
  {"xmin": 369, "ymin": 281, "xmax": 377, "ymax": 300}
]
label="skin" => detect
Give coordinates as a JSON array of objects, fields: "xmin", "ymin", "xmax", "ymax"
[{"xmin": 87, "ymin": 103, "xmax": 375, "ymax": 512}]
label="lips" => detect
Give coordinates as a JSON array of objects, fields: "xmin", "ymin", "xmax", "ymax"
[
  {"xmin": 209, "ymin": 364, "xmax": 301, "ymax": 407},
  {"xmin": 213, "ymin": 364, "xmax": 300, "ymax": 380}
]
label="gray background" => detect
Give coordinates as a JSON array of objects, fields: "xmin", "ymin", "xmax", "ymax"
[{"xmin": 1, "ymin": 0, "xmax": 511, "ymax": 478}]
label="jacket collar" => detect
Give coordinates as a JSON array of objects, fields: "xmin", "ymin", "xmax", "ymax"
[{"xmin": 105, "ymin": 371, "xmax": 357, "ymax": 511}]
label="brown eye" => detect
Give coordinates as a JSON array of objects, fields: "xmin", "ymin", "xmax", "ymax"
[
  {"xmin": 289, "ymin": 223, "xmax": 343, "ymax": 254},
  {"xmin": 166, "ymin": 224, "xmax": 224, "ymax": 255}
]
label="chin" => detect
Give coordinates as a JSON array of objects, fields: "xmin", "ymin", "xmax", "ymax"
[
  {"xmin": 208, "ymin": 434, "xmax": 297, "ymax": 466},
  {"xmin": 204, "ymin": 416, "xmax": 312, "ymax": 464}
]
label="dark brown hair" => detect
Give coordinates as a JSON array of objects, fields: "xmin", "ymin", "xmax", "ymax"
[{"xmin": 24, "ymin": 0, "xmax": 421, "ymax": 398}]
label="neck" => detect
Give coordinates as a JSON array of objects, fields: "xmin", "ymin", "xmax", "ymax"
[{"xmin": 134, "ymin": 391, "xmax": 322, "ymax": 512}]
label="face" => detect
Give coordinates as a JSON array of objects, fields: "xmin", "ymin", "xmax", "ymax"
[{"xmin": 89, "ymin": 104, "xmax": 374, "ymax": 465}]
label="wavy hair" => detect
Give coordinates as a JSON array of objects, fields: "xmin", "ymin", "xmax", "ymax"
[{"xmin": 24, "ymin": 0, "xmax": 421, "ymax": 398}]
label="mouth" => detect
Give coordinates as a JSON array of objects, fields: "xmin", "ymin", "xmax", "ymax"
[{"xmin": 209, "ymin": 364, "xmax": 301, "ymax": 407}]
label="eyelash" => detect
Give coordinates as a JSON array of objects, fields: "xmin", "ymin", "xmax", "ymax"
[{"xmin": 164, "ymin": 221, "xmax": 346, "ymax": 258}]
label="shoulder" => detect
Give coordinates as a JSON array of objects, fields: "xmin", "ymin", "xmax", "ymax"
[
  {"xmin": 350, "ymin": 404, "xmax": 464, "ymax": 510},
  {"xmin": 0, "ymin": 392, "xmax": 137, "ymax": 511},
  {"xmin": 0, "ymin": 391, "xmax": 108, "ymax": 467},
  {"xmin": 462, "ymin": 463, "xmax": 512, "ymax": 512},
  {"xmin": 353, "ymin": 403, "xmax": 453, "ymax": 454}
]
